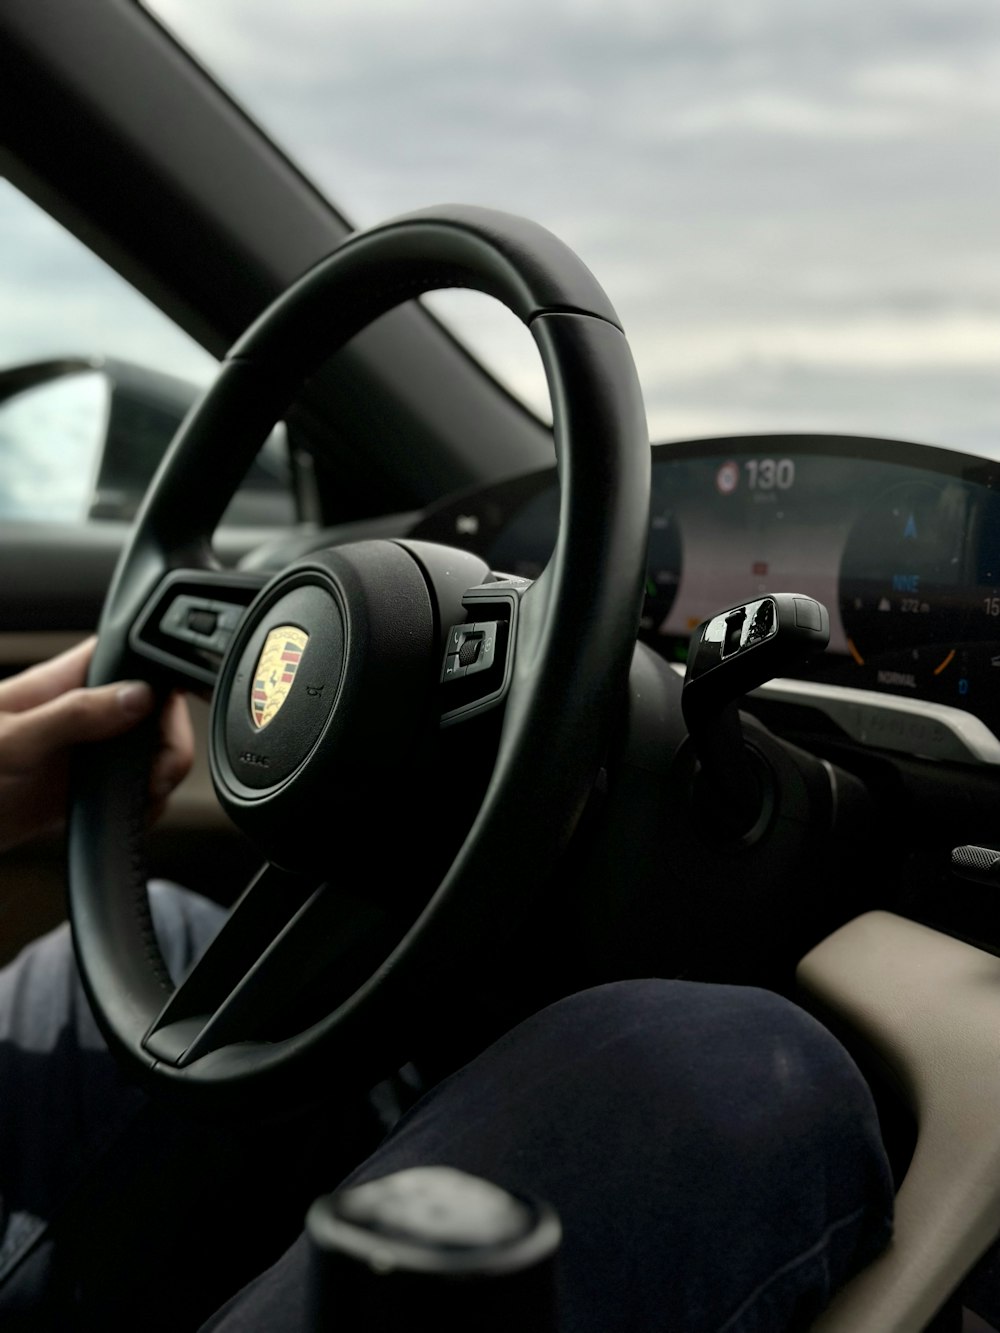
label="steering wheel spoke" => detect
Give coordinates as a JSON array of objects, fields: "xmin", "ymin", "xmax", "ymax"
[
  {"xmin": 143, "ymin": 863, "xmax": 392, "ymax": 1068},
  {"xmin": 130, "ymin": 567, "xmax": 267, "ymax": 692}
]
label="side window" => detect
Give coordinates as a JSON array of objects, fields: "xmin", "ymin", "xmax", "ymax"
[{"xmin": 0, "ymin": 181, "xmax": 295, "ymax": 527}]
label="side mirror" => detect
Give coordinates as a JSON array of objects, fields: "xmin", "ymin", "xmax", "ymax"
[
  {"xmin": 0, "ymin": 356, "xmax": 291, "ymax": 524},
  {"xmin": 0, "ymin": 358, "xmax": 110, "ymax": 521}
]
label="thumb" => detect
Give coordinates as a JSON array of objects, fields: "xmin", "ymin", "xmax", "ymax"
[{"xmin": 2, "ymin": 680, "xmax": 157, "ymax": 768}]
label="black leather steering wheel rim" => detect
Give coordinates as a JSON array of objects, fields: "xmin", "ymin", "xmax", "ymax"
[{"xmin": 69, "ymin": 206, "xmax": 651, "ymax": 1113}]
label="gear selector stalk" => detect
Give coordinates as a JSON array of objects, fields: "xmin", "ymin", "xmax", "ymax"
[{"xmin": 682, "ymin": 594, "xmax": 830, "ymax": 838}]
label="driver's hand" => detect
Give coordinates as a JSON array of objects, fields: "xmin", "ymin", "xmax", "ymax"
[{"xmin": 0, "ymin": 637, "xmax": 194, "ymax": 854}]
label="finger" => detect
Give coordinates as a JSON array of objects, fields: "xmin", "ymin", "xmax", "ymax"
[
  {"xmin": 0, "ymin": 637, "xmax": 97, "ymax": 713},
  {"xmin": 0, "ymin": 679, "xmax": 156, "ymax": 769},
  {"xmin": 150, "ymin": 691, "xmax": 195, "ymax": 800}
]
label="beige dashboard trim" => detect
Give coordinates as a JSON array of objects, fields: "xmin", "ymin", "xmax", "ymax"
[
  {"xmin": 799, "ymin": 912, "xmax": 1000, "ymax": 1331},
  {"xmin": 754, "ymin": 678, "xmax": 1000, "ymax": 766},
  {"xmin": 667, "ymin": 664, "xmax": 1000, "ymax": 765},
  {"xmin": 0, "ymin": 630, "xmax": 87, "ymax": 664}
]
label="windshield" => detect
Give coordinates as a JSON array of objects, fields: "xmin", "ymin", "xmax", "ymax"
[
  {"xmin": 32, "ymin": 3, "xmax": 1000, "ymax": 454},
  {"xmin": 144, "ymin": 0, "xmax": 1000, "ymax": 455}
]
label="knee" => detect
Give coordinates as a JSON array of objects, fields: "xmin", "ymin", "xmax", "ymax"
[
  {"xmin": 526, "ymin": 979, "xmax": 887, "ymax": 1184},
  {"xmin": 541, "ymin": 977, "xmax": 869, "ymax": 1102}
]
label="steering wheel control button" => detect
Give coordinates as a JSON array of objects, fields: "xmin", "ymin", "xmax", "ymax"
[
  {"xmin": 442, "ymin": 654, "xmax": 467, "ymax": 681},
  {"xmin": 160, "ymin": 594, "xmax": 247, "ymax": 654},
  {"xmin": 468, "ymin": 622, "xmax": 499, "ymax": 675},
  {"xmin": 458, "ymin": 635, "xmax": 482, "ymax": 668},
  {"xmin": 160, "ymin": 594, "xmax": 205, "ymax": 641},
  {"xmin": 186, "ymin": 607, "xmax": 218, "ymax": 637},
  {"xmin": 216, "ymin": 603, "xmax": 244, "ymax": 630},
  {"xmin": 221, "ymin": 585, "xmax": 343, "ymax": 791},
  {"xmin": 448, "ymin": 621, "xmax": 475, "ymax": 650}
]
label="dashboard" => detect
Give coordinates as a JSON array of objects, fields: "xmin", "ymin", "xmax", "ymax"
[{"xmin": 410, "ymin": 434, "xmax": 1000, "ymax": 764}]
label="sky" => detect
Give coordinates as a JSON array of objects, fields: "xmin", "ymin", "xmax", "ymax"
[{"xmin": 2, "ymin": 0, "xmax": 999, "ymax": 454}]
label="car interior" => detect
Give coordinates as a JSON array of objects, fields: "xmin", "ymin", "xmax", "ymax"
[{"xmin": 3, "ymin": 2, "xmax": 1000, "ymax": 1330}]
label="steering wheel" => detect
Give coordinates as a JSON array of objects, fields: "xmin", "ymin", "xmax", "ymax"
[{"xmin": 69, "ymin": 206, "xmax": 651, "ymax": 1114}]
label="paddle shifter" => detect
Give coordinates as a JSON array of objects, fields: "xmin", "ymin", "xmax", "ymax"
[{"xmin": 682, "ymin": 594, "xmax": 830, "ymax": 839}]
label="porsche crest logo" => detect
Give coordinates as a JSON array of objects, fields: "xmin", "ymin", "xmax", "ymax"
[{"xmin": 250, "ymin": 626, "xmax": 309, "ymax": 729}]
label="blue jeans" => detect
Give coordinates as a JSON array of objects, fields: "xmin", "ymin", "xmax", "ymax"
[{"xmin": 0, "ymin": 885, "xmax": 892, "ymax": 1331}]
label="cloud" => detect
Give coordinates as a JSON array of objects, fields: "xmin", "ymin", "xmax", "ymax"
[{"xmin": 3, "ymin": 0, "xmax": 998, "ymax": 459}]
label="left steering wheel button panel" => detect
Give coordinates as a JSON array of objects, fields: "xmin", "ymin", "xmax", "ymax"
[{"xmin": 161, "ymin": 594, "xmax": 242, "ymax": 653}]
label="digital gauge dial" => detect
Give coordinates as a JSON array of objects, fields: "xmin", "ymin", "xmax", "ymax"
[
  {"xmin": 487, "ymin": 481, "xmax": 683, "ymax": 633},
  {"xmin": 639, "ymin": 506, "xmax": 683, "ymax": 639},
  {"xmin": 838, "ymin": 479, "xmax": 1000, "ymax": 702}
]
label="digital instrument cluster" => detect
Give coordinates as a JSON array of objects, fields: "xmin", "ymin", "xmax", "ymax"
[{"xmin": 411, "ymin": 435, "xmax": 1000, "ymax": 744}]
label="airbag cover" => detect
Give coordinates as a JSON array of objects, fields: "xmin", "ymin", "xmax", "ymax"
[{"xmin": 221, "ymin": 585, "xmax": 343, "ymax": 791}]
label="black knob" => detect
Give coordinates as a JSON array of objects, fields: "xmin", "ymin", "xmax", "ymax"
[{"xmin": 306, "ymin": 1165, "xmax": 561, "ymax": 1331}]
